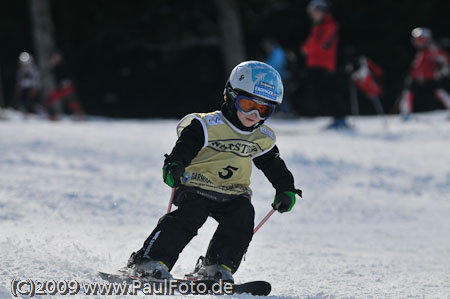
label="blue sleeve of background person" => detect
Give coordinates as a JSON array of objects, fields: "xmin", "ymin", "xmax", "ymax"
[{"xmin": 265, "ymin": 46, "xmax": 287, "ymax": 77}]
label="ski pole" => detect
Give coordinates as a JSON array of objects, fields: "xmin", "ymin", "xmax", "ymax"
[
  {"xmin": 253, "ymin": 208, "xmax": 276, "ymax": 234},
  {"xmin": 167, "ymin": 188, "xmax": 176, "ymax": 213},
  {"xmin": 349, "ymin": 80, "xmax": 360, "ymax": 116},
  {"xmin": 372, "ymin": 96, "xmax": 388, "ymax": 129}
]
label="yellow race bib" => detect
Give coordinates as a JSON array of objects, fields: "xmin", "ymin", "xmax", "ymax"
[{"xmin": 177, "ymin": 111, "xmax": 276, "ymax": 197}]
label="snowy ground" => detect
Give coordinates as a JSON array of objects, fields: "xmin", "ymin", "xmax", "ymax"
[{"xmin": 1, "ymin": 110, "xmax": 450, "ymax": 298}]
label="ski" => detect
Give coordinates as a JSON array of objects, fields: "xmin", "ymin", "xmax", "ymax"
[
  {"xmin": 233, "ymin": 280, "xmax": 271, "ymax": 296},
  {"xmin": 99, "ymin": 271, "xmax": 271, "ymax": 296}
]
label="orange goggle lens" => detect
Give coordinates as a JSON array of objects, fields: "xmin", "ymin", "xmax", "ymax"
[{"xmin": 236, "ymin": 97, "xmax": 275, "ymax": 119}]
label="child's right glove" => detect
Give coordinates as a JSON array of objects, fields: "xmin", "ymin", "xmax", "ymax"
[
  {"xmin": 162, "ymin": 154, "xmax": 185, "ymax": 188},
  {"xmin": 272, "ymin": 189, "xmax": 302, "ymax": 213}
]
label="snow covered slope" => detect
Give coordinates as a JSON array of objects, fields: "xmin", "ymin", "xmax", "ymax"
[{"xmin": 1, "ymin": 110, "xmax": 450, "ymax": 298}]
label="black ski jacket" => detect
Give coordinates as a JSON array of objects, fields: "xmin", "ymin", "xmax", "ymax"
[{"xmin": 166, "ymin": 108, "xmax": 299, "ymax": 196}]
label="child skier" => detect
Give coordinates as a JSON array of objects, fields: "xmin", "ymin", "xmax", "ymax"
[{"xmin": 127, "ymin": 61, "xmax": 302, "ymax": 283}]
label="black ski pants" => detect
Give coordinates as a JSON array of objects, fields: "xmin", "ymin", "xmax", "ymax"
[
  {"xmin": 307, "ymin": 67, "xmax": 346, "ymax": 119},
  {"xmin": 130, "ymin": 190, "xmax": 255, "ymax": 273}
]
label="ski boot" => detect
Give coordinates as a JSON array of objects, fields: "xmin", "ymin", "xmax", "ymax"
[
  {"xmin": 185, "ymin": 256, "xmax": 234, "ymax": 283},
  {"xmin": 401, "ymin": 113, "xmax": 411, "ymax": 122},
  {"xmin": 128, "ymin": 253, "xmax": 173, "ymax": 279},
  {"xmin": 326, "ymin": 118, "xmax": 351, "ymax": 130}
]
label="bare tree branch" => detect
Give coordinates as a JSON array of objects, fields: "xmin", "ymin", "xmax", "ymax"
[
  {"xmin": 29, "ymin": 0, "xmax": 56, "ymax": 98},
  {"xmin": 140, "ymin": 37, "xmax": 219, "ymax": 52},
  {"xmin": 214, "ymin": 0, "xmax": 246, "ymax": 73}
]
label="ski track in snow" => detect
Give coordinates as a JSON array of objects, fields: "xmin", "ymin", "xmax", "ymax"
[{"xmin": 1, "ymin": 110, "xmax": 450, "ymax": 298}]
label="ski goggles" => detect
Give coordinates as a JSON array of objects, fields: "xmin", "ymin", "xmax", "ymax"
[
  {"xmin": 412, "ymin": 36, "xmax": 427, "ymax": 46},
  {"xmin": 234, "ymin": 95, "xmax": 276, "ymax": 120}
]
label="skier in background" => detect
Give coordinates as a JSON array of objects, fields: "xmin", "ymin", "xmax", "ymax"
[
  {"xmin": 14, "ymin": 52, "xmax": 41, "ymax": 116},
  {"xmin": 47, "ymin": 50, "xmax": 85, "ymax": 120},
  {"xmin": 301, "ymin": 0, "xmax": 348, "ymax": 128},
  {"xmin": 399, "ymin": 27, "xmax": 450, "ymax": 120},
  {"xmin": 346, "ymin": 56, "xmax": 386, "ymax": 116},
  {"xmin": 347, "ymin": 56, "xmax": 383, "ymax": 100},
  {"xmin": 127, "ymin": 61, "xmax": 302, "ymax": 283},
  {"xmin": 262, "ymin": 38, "xmax": 292, "ymax": 117}
]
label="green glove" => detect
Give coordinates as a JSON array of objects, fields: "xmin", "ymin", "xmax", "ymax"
[
  {"xmin": 272, "ymin": 189, "xmax": 302, "ymax": 213},
  {"xmin": 162, "ymin": 158, "xmax": 185, "ymax": 188}
]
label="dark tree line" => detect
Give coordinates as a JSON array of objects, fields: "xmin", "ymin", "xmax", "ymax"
[{"xmin": 0, "ymin": 0, "xmax": 449, "ymax": 118}]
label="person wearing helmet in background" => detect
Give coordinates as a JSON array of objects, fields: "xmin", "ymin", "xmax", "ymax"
[
  {"xmin": 127, "ymin": 61, "xmax": 302, "ymax": 282},
  {"xmin": 399, "ymin": 27, "xmax": 450, "ymax": 120},
  {"xmin": 302, "ymin": 0, "xmax": 347, "ymax": 128},
  {"xmin": 14, "ymin": 52, "xmax": 41, "ymax": 115},
  {"xmin": 262, "ymin": 38, "xmax": 292, "ymax": 117}
]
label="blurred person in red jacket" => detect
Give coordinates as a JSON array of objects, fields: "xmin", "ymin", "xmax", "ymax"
[
  {"xmin": 47, "ymin": 50, "xmax": 85, "ymax": 120},
  {"xmin": 348, "ymin": 56, "xmax": 383, "ymax": 100},
  {"xmin": 399, "ymin": 27, "xmax": 450, "ymax": 120},
  {"xmin": 301, "ymin": 0, "xmax": 347, "ymax": 128},
  {"xmin": 346, "ymin": 56, "xmax": 386, "ymax": 116}
]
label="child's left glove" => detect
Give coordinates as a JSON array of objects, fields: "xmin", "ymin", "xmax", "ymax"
[
  {"xmin": 272, "ymin": 189, "xmax": 302, "ymax": 213},
  {"xmin": 162, "ymin": 154, "xmax": 186, "ymax": 188}
]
